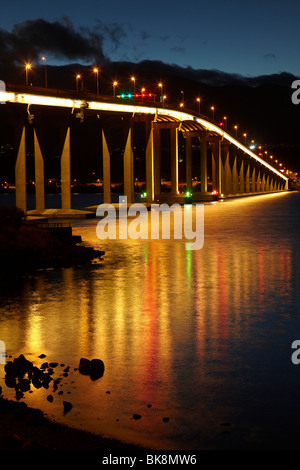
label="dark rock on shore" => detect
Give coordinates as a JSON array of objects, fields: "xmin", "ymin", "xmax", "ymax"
[
  {"xmin": 63, "ymin": 401, "xmax": 73, "ymax": 415},
  {"xmin": 78, "ymin": 358, "xmax": 105, "ymax": 380}
]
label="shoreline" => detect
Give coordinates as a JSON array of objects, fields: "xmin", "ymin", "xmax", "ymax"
[{"xmin": 0, "ymin": 396, "xmax": 148, "ymax": 451}]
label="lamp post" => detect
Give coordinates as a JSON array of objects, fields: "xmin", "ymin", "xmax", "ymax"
[
  {"xmin": 131, "ymin": 76, "xmax": 136, "ymax": 95},
  {"xmin": 93, "ymin": 68, "xmax": 99, "ymax": 94},
  {"xmin": 211, "ymin": 106, "xmax": 215, "ymax": 121},
  {"xmin": 158, "ymin": 82, "xmax": 163, "ymax": 103},
  {"xmin": 41, "ymin": 57, "xmax": 47, "ymax": 88},
  {"xmin": 162, "ymin": 95, "xmax": 166, "ymax": 109},
  {"xmin": 180, "ymin": 90, "xmax": 184, "ymax": 107},
  {"xmin": 234, "ymin": 125, "xmax": 238, "ymax": 138},
  {"xmin": 25, "ymin": 64, "xmax": 31, "ymax": 85},
  {"xmin": 223, "ymin": 116, "xmax": 227, "ymax": 130},
  {"xmin": 243, "ymin": 133, "xmax": 247, "ymax": 146},
  {"xmin": 76, "ymin": 74, "xmax": 81, "ymax": 92},
  {"xmin": 196, "ymin": 98, "xmax": 201, "ymax": 114},
  {"xmin": 113, "ymin": 81, "xmax": 118, "ymax": 97}
]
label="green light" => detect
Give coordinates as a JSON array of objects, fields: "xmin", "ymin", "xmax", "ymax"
[
  {"xmin": 128, "ymin": 94, "xmax": 132, "ymax": 98},
  {"xmin": 186, "ymin": 191, "xmax": 190, "ymax": 197},
  {"xmin": 121, "ymin": 93, "xmax": 125, "ymax": 98}
]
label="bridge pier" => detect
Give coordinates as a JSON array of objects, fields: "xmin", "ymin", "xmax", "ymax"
[
  {"xmin": 15, "ymin": 126, "xmax": 27, "ymax": 212},
  {"xmin": 124, "ymin": 127, "xmax": 134, "ymax": 204},
  {"xmin": 185, "ymin": 134, "xmax": 192, "ymax": 194},
  {"xmin": 61, "ymin": 127, "xmax": 71, "ymax": 210},
  {"xmin": 33, "ymin": 129, "xmax": 45, "ymax": 211},
  {"xmin": 102, "ymin": 129, "xmax": 111, "ymax": 204},
  {"xmin": 200, "ymin": 131, "xmax": 208, "ymax": 193}
]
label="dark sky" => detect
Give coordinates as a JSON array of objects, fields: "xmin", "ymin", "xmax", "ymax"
[{"xmin": 1, "ymin": 0, "xmax": 300, "ymax": 78}]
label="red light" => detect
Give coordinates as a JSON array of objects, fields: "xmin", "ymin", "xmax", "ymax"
[
  {"xmin": 135, "ymin": 94, "xmax": 139, "ymax": 98},
  {"xmin": 219, "ymin": 122, "xmax": 224, "ymax": 127},
  {"xmin": 149, "ymin": 93, "xmax": 152, "ymax": 97},
  {"xmin": 258, "ymin": 152, "xmax": 263, "ymax": 156}
]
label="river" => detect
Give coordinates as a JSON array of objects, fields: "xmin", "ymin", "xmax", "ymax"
[{"xmin": 0, "ymin": 191, "xmax": 300, "ymax": 449}]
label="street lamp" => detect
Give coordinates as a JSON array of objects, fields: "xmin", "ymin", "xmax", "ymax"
[
  {"xmin": 234, "ymin": 125, "xmax": 238, "ymax": 138},
  {"xmin": 158, "ymin": 82, "xmax": 163, "ymax": 102},
  {"xmin": 211, "ymin": 106, "xmax": 215, "ymax": 121},
  {"xmin": 41, "ymin": 57, "xmax": 47, "ymax": 88},
  {"xmin": 196, "ymin": 98, "xmax": 201, "ymax": 114},
  {"xmin": 113, "ymin": 81, "xmax": 118, "ymax": 97},
  {"xmin": 131, "ymin": 76, "xmax": 136, "ymax": 94},
  {"xmin": 180, "ymin": 90, "xmax": 184, "ymax": 107},
  {"xmin": 162, "ymin": 95, "xmax": 166, "ymax": 109},
  {"xmin": 76, "ymin": 74, "xmax": 81, "ymax": 92},
  {"xmin": 25, "ymin": 63, "xmax": 31, "ymax": 85},
  {"xmin": 223, "ymin": 116, "xmax": 227, "ymax": 130},
  {"xmin": 93, "ymin": 67, "xmax": 99, "ymax": 94},
  {"xmin": 243, "ymin": 133, "xmax": 247, "ymax": 146}
]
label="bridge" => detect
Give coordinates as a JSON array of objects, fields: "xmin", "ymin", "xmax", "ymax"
[{"xmin": 0, "ymin": 83, "xmax": 289, "ymax": 215}]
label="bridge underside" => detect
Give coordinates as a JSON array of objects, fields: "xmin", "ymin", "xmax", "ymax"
[{"xmin": 0, "ymin": 100, "xmax": 289, "ymax": 215}]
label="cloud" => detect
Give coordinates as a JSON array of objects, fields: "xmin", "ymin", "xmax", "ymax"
[
  {"xmin": 0, "ymin": 17, "xmax": 128, "ymax": 70},
  {"xmin": 264, "ymin": 53, "xmax": 276, "ymax": 59}
]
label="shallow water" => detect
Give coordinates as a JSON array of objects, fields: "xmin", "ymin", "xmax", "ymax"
[{"xmin": 1, "ymin": 191, "xmax": 300, "ymax": 449}]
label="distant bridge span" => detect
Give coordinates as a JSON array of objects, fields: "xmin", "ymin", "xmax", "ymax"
[{"xmin": 0, "ymin": 84, "xmax": 289, "ymax": 213}]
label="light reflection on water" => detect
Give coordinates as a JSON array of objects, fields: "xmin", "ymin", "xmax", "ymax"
[{"xmin": 1, "ymin": 192, "xmax": 300, "ymax": 449}]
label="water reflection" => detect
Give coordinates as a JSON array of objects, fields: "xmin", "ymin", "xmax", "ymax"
[{"xmin": 0, "ymin": 192, "xmax": 300, "ymax": 449}]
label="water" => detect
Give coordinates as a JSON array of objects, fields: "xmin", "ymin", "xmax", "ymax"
[{"xmin": 1, "ymin": 191, "xmax": 300, "ymax": 449}]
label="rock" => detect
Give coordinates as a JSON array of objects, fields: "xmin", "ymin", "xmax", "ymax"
[
  {"xmin": 132, "ymin": 414, "xmax": 142, "ymax": 420},
  {"xmin": 78, "ymin": 358, "xmax": 91, "ymax": 375},
  {"xmin": 17, "ymin": 378, "xmax": 31, "ymax": 392},
  {"xmin": 46, "ymin": 395, "xmax": 53, "ymax": 403},
  {"xmin": 78, "ymin": 358, "xmax": 105, "ymax": 380},
  {"xmin": 40, "ymin": 362, "xmax": 49, "ymax": 370},
  {"xmin": 147, "ymin": 404, "xmax": 152, "ymax": 408},
  {"xmin": 162, "ymin": 417, "xmax": 170, "ymax": 422},
  {"xmin": 90, "ymin": 359, "xmax": 105, "ymax": 380},
  {"xmin": 49, "ymin": 362, "xmax": 58, "ymax": 368},
  {"xmin": 38, "ymin": 354, "xmax": 46, "ymax": 358},
  {"xmin": 63, "ymin": 401, "xmax": 73, "ymax": 415},
  {"xmin": 13, "ymin": 355, "xmax": 33, "ymax": 377}
]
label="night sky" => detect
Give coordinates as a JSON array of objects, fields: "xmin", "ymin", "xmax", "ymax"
[{"xmin": 1, "ymin": 0, "xmax": 300, "ymax": 78}]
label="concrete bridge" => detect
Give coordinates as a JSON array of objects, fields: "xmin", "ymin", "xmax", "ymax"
[{"xmin": 0, "ymin": 84, "xmax": 289, "ymax": 215}]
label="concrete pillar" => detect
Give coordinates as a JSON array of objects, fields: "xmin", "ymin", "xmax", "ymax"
[
  {"xmin": 170, "ymin": 126, "xmax": 178, "ymax": 195},
  {"xmin": 145, "ymin": 120, "xmax": 154, "ymax": 203},
  {"xmin": 102, "ymin": 130, "xmax": 111, "ymax": 204},
  {"xmin": 15, "ymin": 126, "xmax": 27, "ymax": 212},
  {"xmin": 200, "ymin": 132, "xmax": 207, "ymax": 193},
  {"xmin": 265, "ymin": 175, "xmax": 270, "ymax": 191},
  {"xmin": 261, "ymin": 173, "xmax": 266, "ymax": 192},
  {"xmin": 33, "ymin": 130, "xmax": 45, "ymax": 211},
  {"xmin": 256, "ymin": 170, "xmax": 261, "ymax": 192},
  {"xmin": 270, "ymin": 177, "xmax": 274, "ymax": 191},
  {"xmin": 61, "ymin": 127, "xmax": 71, "ymax": 210},
  {"xmin": 211, "ymin": 139, "xmax": 221, "ymax": 194},
  {"xmin": 153, "ymin": 124, "xmax": 161, "ymax": 197},
  {"xmin": 232, "ymin": 156, "xmax": 238, "ymax": 194},
  {"xmin": 185, "ymin": 134, "xmax": 192, "ymax": 193},
  {"xmin": 251, "ymin": 167, "xmax": 256, "ymax": 193},
  {"xmin": 245, "ymin": 163, "xmax": 250, "ymax": 193},
  {"xmin": 123, "ymin": 127, "xmax": 134, "ymax": 204},
  {"xmin": 285, "ymin": 179, "xmax": 289, "ymax": 190},
  {"xmin": 223, "ymin": 147, "xmax": 232, "ymax": 195},
  {"xmin": 239, "ymin": 161, "xmax": 244, "ymax": 194}
]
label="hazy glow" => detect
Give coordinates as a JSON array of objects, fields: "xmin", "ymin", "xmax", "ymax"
[{"xmin": 1, "ymin": 89, "xmax": 287, "ymax": 180}]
